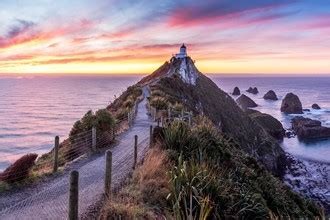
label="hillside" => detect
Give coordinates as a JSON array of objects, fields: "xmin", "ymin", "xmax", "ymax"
[
  {"xmin": 100, "ymin": 56, "xmax": 323, "ymax": 218},
  {"xmin": 140, "ymin": 56, "xmax": 286, "ymax": 176}
]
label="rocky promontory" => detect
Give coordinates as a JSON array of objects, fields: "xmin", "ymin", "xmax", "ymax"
[
  {"xmin": 281, "ymin": 93, "xmax": 303, "ymax": 114},
  {"xmin": 246, "ymin": 109, "xmax": 285, "ymax": 140},
  {"xmin": 292, "ymin": 116, "xmax": 330, "ymax": 139}
]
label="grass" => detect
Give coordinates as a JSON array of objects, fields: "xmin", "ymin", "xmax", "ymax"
[
  {"xmin": 99, "ymin": 147, "xmax": 170, "ymax": 219},
  {"xmin": 160, "ymin": 119, "xmax": 323, "ymax": 219}
]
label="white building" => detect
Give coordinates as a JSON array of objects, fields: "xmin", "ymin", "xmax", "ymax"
[{"xmin": 175, "ymin": 44, "xmax": 187, "ymax": 58}]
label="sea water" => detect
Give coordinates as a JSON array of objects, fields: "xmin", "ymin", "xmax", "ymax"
[{"xmin": 0, "ymin": 74, "xmax": 329, "ymax": 171}]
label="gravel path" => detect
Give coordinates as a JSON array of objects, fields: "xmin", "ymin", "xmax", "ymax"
[{"xmin": 0, "ymin": 88, "xmax": 154, "ymax": 220}]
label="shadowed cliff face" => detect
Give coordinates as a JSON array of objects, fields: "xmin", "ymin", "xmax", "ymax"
[{"xmin": 140, "ymin": 57, "xmax": 287, "ymax": 176}]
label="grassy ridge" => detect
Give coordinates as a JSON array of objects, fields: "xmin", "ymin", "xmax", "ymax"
[{"xmin": 100, "ymin": 117, "xmax": 322, "ymax": 219}]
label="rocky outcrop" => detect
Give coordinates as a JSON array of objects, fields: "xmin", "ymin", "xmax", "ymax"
[
  {"xmin": 312, "ymin": 104, "xmax": 321, "ymax": 109},
  {"xmin": 263, "ymin": 90, "xmax": 278, "ymax": 100},
  {"xmin": 232, "ymin": 87, "xmax": 240, "ymax": 96},
  {"xmin": 246, "ymin": 87, "xmax": 259, "ymax": 94},
  {"xmin": 246, "ymin": 109, "xmax": 285, "ymax": 140},
  {"xmin": 281, "ymin": 93, "xmax": 303, "ymax": 114},
  {"xmin": 236, "ymin": 94, "xmax": 258, "ymax": 109},
  {"xmin": 292, "ymin": 116, "xmax": 330, "ymax": 139}
]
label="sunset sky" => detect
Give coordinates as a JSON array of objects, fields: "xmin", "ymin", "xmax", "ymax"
[{"xmin": 1, "ymin": 0, "xmax": 330, "ymax": 75}]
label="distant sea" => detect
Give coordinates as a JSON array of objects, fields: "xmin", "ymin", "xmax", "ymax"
[{"xmin": 0, "ymin": 74, "xmax": 330, "ymax": 171}]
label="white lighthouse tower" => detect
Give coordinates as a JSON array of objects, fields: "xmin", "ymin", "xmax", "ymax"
[{"xmin": 175, "ymin": 44, "xmax": 187, "ymax": 58}]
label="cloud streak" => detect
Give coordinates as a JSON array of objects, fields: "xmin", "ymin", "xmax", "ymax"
[{"xmin": 1, "ymin": 0, "xmax": 330, "ymax": 74}]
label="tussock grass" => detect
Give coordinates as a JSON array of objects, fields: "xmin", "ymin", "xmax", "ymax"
[{"xmin": 99, "ymin": 147, "xmax": 170, "ymax": 219}]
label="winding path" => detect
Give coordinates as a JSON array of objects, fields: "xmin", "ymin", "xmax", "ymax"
[{"xmin": 0, "ymin": 88, "xmax": 154, "ymax": 219}]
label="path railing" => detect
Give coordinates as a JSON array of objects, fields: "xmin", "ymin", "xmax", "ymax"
[
  {"xmin": 0, "ymin": 101, "xmax": 139, "ymax": 185},
  {"xmin": 0, "ymin": 96, "xmax": 153, "ymax": 219},
  {"xmin": 148, "ymin": 105, "xmax": 193, "ymax": 127}
]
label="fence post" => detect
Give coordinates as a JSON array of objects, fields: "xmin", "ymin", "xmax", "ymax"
[
  {"xmin": 168, "ymin": 106, "xmax": 171, "ymax": 119},
  {"xmin": 53, "ymin": 136, "xmax": 59, "ymax": 173},
  {"xmin": 153, "ymin": 108, "xmax": 157, "ymax": 121},
  {"xmin": 69, "ymin": 171, "xmax": 79, "ymax": 220},
  {"xmin": 112, "ymin": 127, "xmax": 115, "ymax": 141},
  {"xmin": 133, "ymin": 135, "xmax": 138, "ymax": 169},
  {"xmin": 160, "ymin": 116, "xmax": 163, "ymax": 127},
  {"xmin": 181, "ymin": 109, "xmax": 184, "ymax": 119},
  {"xmin": 149, "ymin": 125, "xmax": 153, "ymax": 148},
  {"xmin": 188, "ymin": 112, "xmax": 192, "ymax": 127},
  {"xmin": 92, "ymin": 127, "xmax": 96, "ymax": 152},
  {"xmin": 105, "ymin": 150, "xmax": 112, "ymax": 198}
]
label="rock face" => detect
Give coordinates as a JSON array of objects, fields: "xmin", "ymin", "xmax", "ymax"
[
  {"xmin": 312, "ymin": 104, "xmax": 321, "ymax": 109},
  {"xmin": 281, "ymin": 93, "xmax": 303, "ymax": 114},
  {"xmin": 232, "ymin": 87, "xmax": 240, "ymax": 96},
  {"xmin": 246, "ymin": 87, "xmax": 259, "ymax": 94},
  {"xmin": 292, "ymin": 116, "xmax": 330, "ymax": 139},
  {"xmin": 246, "ymin": 109, "xmax": 285, "ymax": 140},
  {"xmin": 138, "ymin": 56, "xmax": 200, "ymax": 86},
  {"xmin": 236, "ymin": 94, "xmax": 258, "ymax": 109},
  {"xmin": 263, "ymin": 90, "xmax": 278, "ymax": 100}
]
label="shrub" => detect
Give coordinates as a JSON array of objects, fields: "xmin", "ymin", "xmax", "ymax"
[
  {"xmin": 123, "ymin": 97, "xmax": 134, "ymax": 108},
  {"xmin": 0, "ymin": 154, "xmax": 38, "ymax": 183},
  {"xmin": 167, "ymin": 156, "xmax": 215, "ymax": 219},
  {"xmin": 163, "ymin": 120, "xmax": 190, "ymax": 152},
  {"xmin": 95, "ymin": 109, "xmax": 115, "ymax": 133},
  {"xmin": 150, "ymin": 97, "xmax": 168, "ymax": 110},
  {"xmin": 171, "ymin": 102, "xmax": 184, "ymax": 112}
]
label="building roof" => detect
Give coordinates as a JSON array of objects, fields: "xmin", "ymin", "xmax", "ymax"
[{"xmin": 181, "ymin": 43, "xmax": 186, "ymax": 49}]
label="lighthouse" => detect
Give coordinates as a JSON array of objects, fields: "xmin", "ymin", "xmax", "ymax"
[{"xmin": 175, "ymin": 44, "xmax": 187, "ymax": 58}]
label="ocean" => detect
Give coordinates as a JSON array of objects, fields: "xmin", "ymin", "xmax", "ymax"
[{"xmin": 0, "ymin": 74, "xmax": 329, "ymax": 171}]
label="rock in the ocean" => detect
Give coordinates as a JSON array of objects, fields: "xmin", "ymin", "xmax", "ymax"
[
  {"xmin": 292, "ymin": 116, "xmax": 330, "ymax": 139},
  {"xmin": 246, "ymin": 87, "xmax": 259, "ymax": 94},
  {"xmin": 236, "ymin": 94, "xmax": 258, "ymax": 109},
  {"xmin": 232, "ymin": 87, "xmax": 240, "ymax": 96},
  {"xmin": 312, "ymin": 103, "xmax": 321, "ymax": 109},
  {"xmin": 263, "ymin": 90, "xmax": 278, "ymax": 100},
  {"xmin": 281, "ymin": 93, "xmax": 303, "ymax": 114},
  {"xmin": 246, "ymin": 109, "xmax": 285, "ymax": 140}
]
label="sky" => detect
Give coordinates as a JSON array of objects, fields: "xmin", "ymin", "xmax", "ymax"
[{"xmin": 1, "ymin": 0, "xmax": 330, "ymax": 75}]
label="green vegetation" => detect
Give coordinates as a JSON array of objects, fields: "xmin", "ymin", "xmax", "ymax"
[
  {"xmin": 161, "ymin": 119, "xmax": 323, "ymax": 218},
  {"xmin": 151, "ymin": 74, "xmax": 286, "ymax": 176},
  {"xmin": 101, "ymin": 117, "xmax": 322, "ymax": 219},
  {"xmin": 107, "ymin": 85, "xmax": 142, "ymax": 119}
]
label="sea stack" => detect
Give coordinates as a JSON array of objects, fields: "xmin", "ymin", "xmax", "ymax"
[
  {"xmin": 292, "ymin": 116, "xmax": 330, "ymax": 139},
  {"xmin": 312, "ymin": 104, "xmax": 321, "ymax": 109},
  {"xmin": 281, "ymin": 93, "xmax": 303, "ymax": 114},
  {"xmin": 263, "ymin": 90, "xmax": 278, "ymax": 100},
  {"xmin": 236, "ymin": 94, "xmax": 258, "ymax": 109},
  {"xmin": 246, "ymin": 87, "xmax": 259, "ymax": 94},
  {"xmin": 232, "ymin": 87, "xmax": 240, "ymax": 96}
]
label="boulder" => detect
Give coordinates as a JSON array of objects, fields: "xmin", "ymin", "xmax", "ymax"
[
  {"xmin": 312, "ymin": 104, "xmax": 321, "ymax": 110},
  {"xmin": 246, "ymin": 87, "xmax": 259, "ymax": 94},
  {"xmin": 247, "ymin": 109, "xmax": 285, "ymax": 140},
  {"xmin": 263, "ymin": 90, "xmax": 278, "ymax": 100},
  {"xmin": 292, "ymin": 116, "xmax": 330, "ymax": 139},
  {"xmin": 236, "ymin": 94, "xmax": 258, "ymax": 109},
  {"xmin": 232, "ymin": 87, "xmax": 240, "ymax": 96},
  {"xmin": 281, "ymin": 93, "xmax": 303, "ymax": 114}
]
